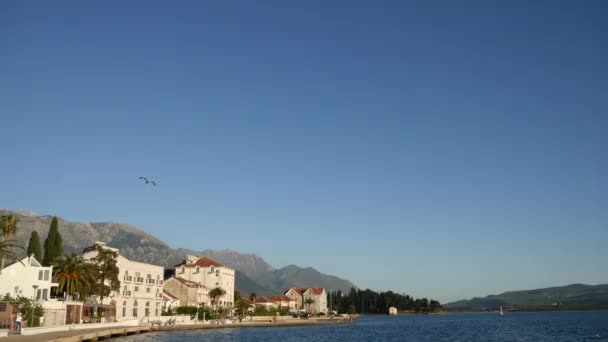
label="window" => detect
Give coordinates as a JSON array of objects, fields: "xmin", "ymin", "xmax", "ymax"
[
  {"xmin": 36, "ymin": 289, "xmax": 42, "ymax": 300},
  {"xmin": 134, "ymin": 286, "xmax": 139, "ymax": 292},
  {"xmin": 146, "ymin": 287, "xmax": 151, "ymax": 293},
  {"xmin": 196, "ymin": 267, "xmax": 199, "ymax": 273},
  {"xmin": 181, "ymin": 267, "xmax": 185, "ymax": 273},
  {"xmin": 122, "ymin": 301, "xmax": 127, "ymax": 317},
  {"xmin": 43, "ymin": 289, "xmax": 48, "ymax": 300},
  {"xmin": 38, "ymin": 270, "xmax": 43, "ymax": 280},
  {"xmin": 145, "ymin": 302, "xmax": 150, "ymax": 317},
  {"xmin": 44, "ymin": 270, "xmax": 50, "ymax": 281},
  {"xmin": 133, "ymin": 300, "xmax": 138, "ymax": 317},
  {"xmin": 147, "ymin": 274, "xmax": 151, "ymax": 279},
  {"xmin": 0, "ymin": 303, "xmax": 6, "ymax": 312}
]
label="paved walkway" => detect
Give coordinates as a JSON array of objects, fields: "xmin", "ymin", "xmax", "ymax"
[
  {"xmin": 0, "ymin": 319, "xmax": 354, "ymax": 342},
  {"xmin": 0, "ymin": 326, "xmax": 137, "ymax": 342}
]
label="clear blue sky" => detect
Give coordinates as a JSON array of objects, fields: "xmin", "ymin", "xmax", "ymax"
[{"xmin": 1, "ymin": 1, "xmax": 607, "ymax": 303}]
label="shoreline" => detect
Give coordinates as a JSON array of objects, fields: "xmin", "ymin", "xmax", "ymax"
[{"xmin": 0, "ymin": 319, "xmax": 354, "ymax": 342}]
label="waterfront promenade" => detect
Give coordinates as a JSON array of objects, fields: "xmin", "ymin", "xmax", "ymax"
[{"xmin": 0, "ymin": 319, "xmax": 353, "ymax": 342}]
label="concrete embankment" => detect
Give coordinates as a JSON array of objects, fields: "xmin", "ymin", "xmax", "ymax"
[{"xmin": 0, "ymin": 319, "xmax": 354, "ymax": 342}]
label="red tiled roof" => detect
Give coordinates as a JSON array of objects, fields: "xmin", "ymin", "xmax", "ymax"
[
  {"xmin": 254, "ymin": 295, "xmax": 292, "ymax": 304},
  {"xmin": 268, "ymin": 295, "xmax": 292, "ymax": 302},
  {"xmin": 307, "ymin": 288, "xmax": 325, "ymax": 295},
  {"xmin": 176, "ymin": 257, "xmax": 224, "ymax": 268}
]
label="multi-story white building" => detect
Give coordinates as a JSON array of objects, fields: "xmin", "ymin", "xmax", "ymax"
[
  {"xmin": 173, "ymin": 255, "xmax": 235, "ymax": 309},
  {"xmin": 82, "ymin": 242, "xmax": 164, "ymax": 322},
  {"xmin": 302, "ymin": 288, "xmax": 328, "ymax": 314},
  {"xmin": 0, "ymin": 255, "xmax": 57, "ymax": 300}
]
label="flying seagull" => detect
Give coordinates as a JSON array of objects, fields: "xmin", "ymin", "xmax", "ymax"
[{"xmin": 138, "ymin": 177, "xmax": 157, "ymax": 186}]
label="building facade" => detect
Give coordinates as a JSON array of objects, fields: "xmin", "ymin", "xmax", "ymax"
[
  {"xmin": 82, "ymin": 242, "xmax": 164, "ymax": 322},
  {"xmin": 163, "ymin": 276, "xmax": 208, "ymax": 307},
  {"xmin": 284, "ymin": 288, "xmax": 305, "ymax": 310},
  {"xmin": 302, "ymin": 288, "xmax": 328, "ymax": 314},
  {"xmin": 0, "ymin": 255, "xmax": 57, "ymax": 300},
  {"xmin": 253, "ymin": 296, "xmax": 295, "ymax": 310},
  {"xmin": 173, "ymin": 255, "xmax": 235, "ymax": 309}
]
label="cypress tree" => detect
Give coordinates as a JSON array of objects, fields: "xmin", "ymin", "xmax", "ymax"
[
  {"xmin": 43, "ymin": 217, "xmax": 64, "ymax": 266},
  {"xmin": 26, "ymin": 230, "xmax": 43, "ymax": 262}
]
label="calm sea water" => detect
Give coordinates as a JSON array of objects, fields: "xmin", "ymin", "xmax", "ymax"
[{"xmin": 119, "ymin": 312, "xmax": 608, "ymax": 341}]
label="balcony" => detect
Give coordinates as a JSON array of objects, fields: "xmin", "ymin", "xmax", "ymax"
[
  {"xmin": 122, "ymin": 291, "xmax": 132, "ymax": 296},
  {"xmin": 135, "ymin": 277, "xmax": 144, "ymax": 283},
  {"xmin": 146, "ymin": 279, "xmax": 155, "ymax": 285},
  {"xmin": 156, "ymin": 293, "xmax": 163, "ymax": 299},
  {"xmin": 124, "ymin": 275, "xmax": 133, "ymax": 282},
  {"xmin": 157, "ymin": 280, "xmax": 164, "ymax": 285}
]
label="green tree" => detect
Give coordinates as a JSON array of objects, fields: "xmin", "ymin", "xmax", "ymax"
[
  {"xmin": 13, "ymin": 296, "xmax": 45, "ymax": 327},
  {"xmin": 26, "ymin": 231, "xmax": 43, "ymax": 262},
  {"xmin": 43, "ymin": 217, "xmax": 64, "ymax": 266},
  {"xmin": 209, "ymin": 287, "xmax": 226, "ymax": 317},
  {"xmin": 305, "ymin": 298, "xmax": 315, "ymax": 313},
  {"xmin": 234, "ymin": 297, "xmax": 251, "ymax": 322},
  {"xmin": 89, "ymin": 244, "xmax": 121, "ymax": 307},
  {"xmin": 53, "ymin": 254, "xmax": 95, "ymax": 299},
  {"xmin": 0, "ymin": 214, "xmax": 20, "ymax": 240},
  {"xmin": 0, "ymin": 214, "xmax": 21, "ymax": 272}
]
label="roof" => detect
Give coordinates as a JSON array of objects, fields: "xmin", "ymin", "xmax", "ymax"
[
  {"xmin": 306, "ymin": 288, "xmax": 325, "ymax": 295},
  {"xmin": 169, "ymin": 277, "xmax": 201, "ymax": 288},
  {"xmin": 175, "ymin": 256, "xmax": 224, "ymax": 268},
  {"xmin": 254, "ymin": 295, "xmax": 293, "ymax": 304},
  {"xmin": 285, "ymin": 288, "xmax": 307, "ymax": 295},
  {"xmin": 163, "ymin": 290, "xmax": 179, "ymax": 300}
]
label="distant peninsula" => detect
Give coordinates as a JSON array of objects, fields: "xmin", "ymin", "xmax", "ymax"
[{"xmin": 448, "ymin": 284, "xmax": 608, "ymax": 311}]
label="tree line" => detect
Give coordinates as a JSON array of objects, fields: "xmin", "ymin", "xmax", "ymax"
[{"xmin": 328, "ymin": 288, "xmax": 443, "ymax": 314}]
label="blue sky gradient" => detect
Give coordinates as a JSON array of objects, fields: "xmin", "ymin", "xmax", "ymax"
[{"xmin": 1, "ymin": 1, "xmax": 607, "ymax": 302}]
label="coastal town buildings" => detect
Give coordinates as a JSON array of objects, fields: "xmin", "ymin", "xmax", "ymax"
[
  {"xmin": 284, "ymin": 288, "xmax": 328, "ymax": 314},
  {"xmin": 173, "ymin": 255, "xmax": 235, "ymax": 309},
  {"xmin": 253, "ymin": 296, "xmax": 296, "ymax": 310},
  {"xmin": 81, "ymin": 242, "xmax": 164, "ymax": 322},
  {"xmin": 162, "ymin": 276, "xmax": 209, "ymax": 307}
]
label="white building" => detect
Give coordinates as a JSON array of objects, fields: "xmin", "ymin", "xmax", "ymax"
[
  {"xmin": 302, "ymin": 288, "xmax": 328, "ymax": 314},
  {"xmin": 284, "ymin": 287, "xmax": 328, "ymax": 314},
  {"xmin": 82, "ymin": 242, "xmax": 164, "ymax": 322},
  {"xmin": 173, "ymin": 255, "xmax": 235, "ymax": 309},
  {"xmin": 389, "ymin": 306, "xmax": 398, "ymax": 315},
  {"xmin": 0, "ymin": 255, "xmax": 57, "ymax": 300}
]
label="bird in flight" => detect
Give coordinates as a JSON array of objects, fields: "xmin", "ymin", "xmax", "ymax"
[{"xmin": 138, "ymin": 176, "xmax": 156, "ymax": 186}]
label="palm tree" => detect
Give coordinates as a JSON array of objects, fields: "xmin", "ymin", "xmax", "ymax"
[
  {"xmin": 305, "ymin": 298, "xmax": 315, "ymax": 314},
  {"xmin": 234, "ymin": 297, "xmax": 251, "ymax": 322},
  {"xmin": 0, "ymin": 214, "xmax": 20, "ymax": 240},
  {"xmin": 0, "ymin": 240, "xmax": 23, "ymax": 274},
  {"xmin": 0, "ymin": 214, "xmax": 21, "ymax": 273},
  {"xmin": 209, "ymin": 287, "xmax": 226, "ymax": 318},
  {"xmin": 52, "ymin": 254, "xmax": 95, "ymax": 300}
]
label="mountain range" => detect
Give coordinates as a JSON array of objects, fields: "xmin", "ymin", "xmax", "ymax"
[
  {"xmin": 1, "ymin": 209, "xmax": 356, "ymax": 295},
  {"xmin": 447, "ymin": 283, "xmax": 608, "ymax": 311}
]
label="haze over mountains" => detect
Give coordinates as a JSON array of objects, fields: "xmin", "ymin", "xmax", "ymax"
[{"xmin": 2, "ymin": 209, "xmax": 356, "ymax": 295}]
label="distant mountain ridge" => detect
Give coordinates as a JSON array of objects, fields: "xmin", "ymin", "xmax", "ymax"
[
  {"xmin": 448, "ymin": 284, "xmax": 608, "ymax": 311},
  {"xmin": 1, "ymin": 209, "xmax": 356, "ymax": 295}
]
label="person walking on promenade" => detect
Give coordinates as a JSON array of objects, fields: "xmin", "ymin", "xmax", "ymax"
[{"xmin": 15, "ymin": 312, "xmax": 22, "ymax": 333}]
